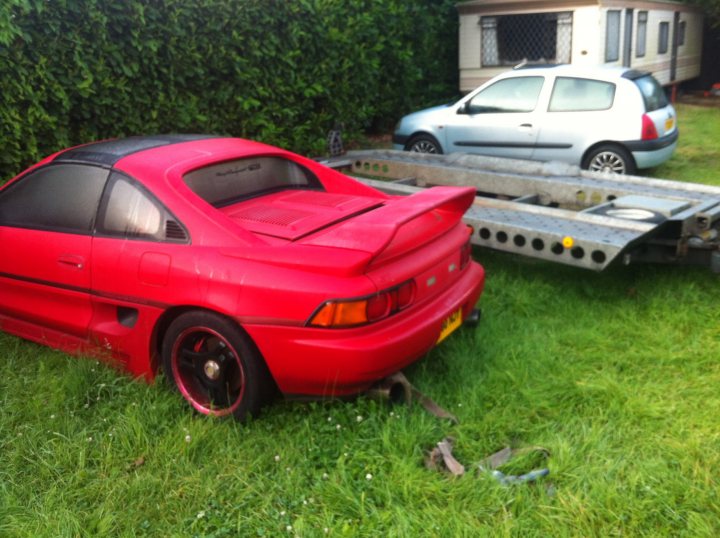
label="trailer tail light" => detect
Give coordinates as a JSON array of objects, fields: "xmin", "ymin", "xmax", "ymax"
[
  {"xmin": 641, "ymin": 114, "xmax": 659, "ymax": 140},
  {"xmin": 308, "ymin": 280, "xmax": 416, "ymax": 328}
]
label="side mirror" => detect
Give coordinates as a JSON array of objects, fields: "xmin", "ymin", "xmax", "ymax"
[{"xmin": 457, "ymin": 103, "xmax": 469, "ymax": 115}]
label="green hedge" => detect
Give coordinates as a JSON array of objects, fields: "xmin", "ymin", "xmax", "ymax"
[{"xmin": 0, "ymin": 0, "xmax": 458, "ymax": 178}]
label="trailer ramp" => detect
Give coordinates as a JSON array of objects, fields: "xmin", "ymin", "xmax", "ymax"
[{"xmin": 330, "ymin": 151, "xmax": 720, "ymax": 272}]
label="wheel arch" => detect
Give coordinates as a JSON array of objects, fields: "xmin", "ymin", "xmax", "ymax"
[
  {"xmin": 405, "ymin": 131, "xmax": 444, "ymax": 152},
  {"xmin": 150, "ymin": 305, "xmax": 278, "ymax": 394},
  {"xmin": 581, "ymin": 141, "xmax": 636, "ymax": 171}
]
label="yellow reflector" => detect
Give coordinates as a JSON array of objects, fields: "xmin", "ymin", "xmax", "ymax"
[{"xmin": 562, "ymin": 236, "xmax": 574, "ymax": 248}]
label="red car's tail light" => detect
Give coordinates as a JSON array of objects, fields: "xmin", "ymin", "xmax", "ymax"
[
  {"xmin": 308, "ymin": 280, "xmax": 416, "ymax": 328},
  {"xmin": 460, "ymin": 238, "xmax": 472, "ymax": 270},
  {"xmin": 641, "ymin": 114, "xmax": 659, "ymax": 141},
  {"xmin": 393, "ymin": 280, "xmax": 415, "ymax": 310}
]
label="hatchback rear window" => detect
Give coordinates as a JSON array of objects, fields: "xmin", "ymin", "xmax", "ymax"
[
  {"xmin": 633, "ymin": 75, "xmax": 668, "ymax": 112},
  {"xmin": 549, "ymin": 77, "xmax": 615, "ymax": 112},
  {"xmin": 184, "ymin": 157, "xmax": 323, "ymax": 207}
]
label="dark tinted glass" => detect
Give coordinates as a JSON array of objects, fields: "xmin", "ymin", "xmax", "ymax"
[
  {"xmin": 0, "ymin": 164, "xmax": 107, "ymax": 233},
  {"xmin": 634, "ymin": 75, "xmax": 668, "ymax": 112},
  {"xmin": 183, "ymin": 157, "xmax": 323, "ymax": 207}
]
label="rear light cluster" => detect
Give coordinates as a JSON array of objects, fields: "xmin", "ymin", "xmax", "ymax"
[
  {"xmin": 308, "ymin": 280, "xmax": 416, "ymax": 328},
  {"xmin": 460, "ymin": 236, "xmax": 472, "ymax": 270},
  {"xmin": 641, "ymin": 114, "xmax": 659, "ymax": 141}
]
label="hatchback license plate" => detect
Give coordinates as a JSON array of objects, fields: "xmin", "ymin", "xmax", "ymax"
[
  {"xmin": 665, "ymin": 117, "xmax": 674, "ymax": 131},
  {"xmin": 437, "ymin": 308, "xmax": 462, "ymax": 343}
]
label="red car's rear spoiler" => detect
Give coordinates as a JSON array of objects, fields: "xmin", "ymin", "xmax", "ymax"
[{"xmin": 302, "ymin": 186, "xmax": 476, "ymax": 265}]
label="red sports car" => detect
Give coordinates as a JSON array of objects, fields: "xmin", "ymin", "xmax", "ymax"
[{"xmin": 0, "ymin": 136, "xmax": 485, "ymax": 420}]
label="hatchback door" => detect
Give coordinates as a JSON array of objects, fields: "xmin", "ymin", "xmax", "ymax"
[
  {"xmin": 445, "ymin": 76, "xmax": 545, "ymax": 159},
  {"xmin": 633, "ymin": 74, "xmax": 677, "ymax": 137}
]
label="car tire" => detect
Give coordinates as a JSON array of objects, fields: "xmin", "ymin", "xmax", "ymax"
[
  {"xmin": 162, "ymin": 311, "xmax": 274, "ymax": 421},
  {"xmin": 582, "ymin": 144, "xmax": 636, "ymax": 175},
  {"xmin": 406, "ymin": 134, "xmax": 443, "ymax": 154}
]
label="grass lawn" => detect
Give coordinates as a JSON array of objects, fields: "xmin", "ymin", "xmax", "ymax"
[{"xmin": 2, "ymin": 104, "xmax": 720, "ymax": 537}]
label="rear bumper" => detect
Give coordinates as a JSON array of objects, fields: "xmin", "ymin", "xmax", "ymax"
[
  {"xmin": 625, "ymin": 129, "xmax": 679, "ymax": 169},
  {"xmin": 243, "ymin": 261, "xmax": 485, "ymax": 397}
]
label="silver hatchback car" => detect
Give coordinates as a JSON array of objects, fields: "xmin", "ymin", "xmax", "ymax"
[{"xmin": 393, "ymin": 65, "xmax": 678, "ymax": 175}]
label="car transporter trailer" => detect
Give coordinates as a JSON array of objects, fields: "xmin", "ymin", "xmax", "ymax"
[{"xmin": 327, "ymin": 150, "xmax": 720, "ymax": 272}]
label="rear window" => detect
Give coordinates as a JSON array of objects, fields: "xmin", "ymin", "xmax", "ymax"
[
  {"xmin": 184, "ymin": 157, "xmax": 323, "ymax": 207},
  {"xmin": 633, "ymin": 75, "xmax": 668, "ymax": 112},
  {"xmin": 549, "ymin": 77, "xmax": 615, "ymax": 112}
]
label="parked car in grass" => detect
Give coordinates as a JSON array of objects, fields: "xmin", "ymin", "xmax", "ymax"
[
  {"xmin": 0, "ymin": 136, "xmax": 484, "ymax": 421},
  {"xmin": 393, "ymin": 65, "xmax": 678, "ymax": 175}
]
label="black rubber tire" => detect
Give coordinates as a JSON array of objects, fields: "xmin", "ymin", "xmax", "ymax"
[
  {"xmin": 582, "ymin": 144, "xmax": 636, "ymax": 175},
  {"xmin": 162, "ymin": 311, "xmax": 274, "ymax": 422},
  {"xmin": 405, "ymin": 134, "xmax": 443, "ymax": 154}
]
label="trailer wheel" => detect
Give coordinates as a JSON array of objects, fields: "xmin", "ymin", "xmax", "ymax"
[
  {"xmin": 406, "ymin": 134, "xmax": 443, "ymax": 154},
  {"xmin": 583, "ymin": 144, "xmax": 635, "ymax": 175}
]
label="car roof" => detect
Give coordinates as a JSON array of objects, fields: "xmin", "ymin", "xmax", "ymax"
[
  {"xmin": 506, "ymin": 64, "xmax": 647, "ymax": 83},
  {"xmin": 52, "ymin": 134, "xmax": 222, "ymax": 166}
]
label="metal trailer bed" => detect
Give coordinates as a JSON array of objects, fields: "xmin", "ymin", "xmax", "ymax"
[{"xmin": 327, "ymin": 150, "xmax": 720, "ymax": 272}]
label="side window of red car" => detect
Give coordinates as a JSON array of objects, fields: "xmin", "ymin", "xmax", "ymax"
[
  {"xmin": 0, "ymin": 164, "xmax": 108, "ymax": 234},
  {"xmin": 96, "ymin": 172, "xmax": 188, "ymax": 242}
]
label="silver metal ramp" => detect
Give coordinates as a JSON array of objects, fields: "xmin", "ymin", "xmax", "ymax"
[{"xmin": 328, "ymin": 150, "xmax": 720, "ymax": 271}]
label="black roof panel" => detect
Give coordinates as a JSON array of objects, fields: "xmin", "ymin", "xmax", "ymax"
[{"xmin": 53, "ymin": 134, "xmax": 219, "ymax": 166}]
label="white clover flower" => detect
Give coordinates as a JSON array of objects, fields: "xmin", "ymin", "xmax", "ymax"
[
  {"xmin": 365, "ymin": 473, "xmax": 373, "ymax": 480},
  {"xmin": 274, "ymin": 455, "xmax": 281, "ymax": 462},
  {"xmin": 286, "ymin": 525, "xmax": 293, "ymax": 532},
  {"xmin": 356, "ymin": 415, "xmax": 363, "ymax": 422},
  {"xmin": 196, "ymin": 511, "xmax": 205, "ymax": 519},
  {"xmin": 184, "ymin": 434, "xmax": 192, "ymax": 443}
]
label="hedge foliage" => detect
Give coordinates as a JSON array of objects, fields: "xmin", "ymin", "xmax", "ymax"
[{"xmin": 0, "ymin": 0, "xmax": 459, "ymax": 178}]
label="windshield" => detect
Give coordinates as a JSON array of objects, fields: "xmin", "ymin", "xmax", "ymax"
[
  {"xmin": 183, "ymin": 157, "xmax": 323, "ymax": 207},
  {"xmin": 633, "ymin": 75, "xmax": 668, "ymax": 112}
]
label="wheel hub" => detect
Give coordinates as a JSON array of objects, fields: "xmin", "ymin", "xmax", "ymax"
[{"xmin": 203, "ymin": 360, "xmax": 221, "ymax": 380}]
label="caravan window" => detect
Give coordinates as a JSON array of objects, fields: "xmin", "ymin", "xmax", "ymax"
[
  {"xmin": 636, "ymin": 12, "xmax": 648, "ymax": 58},
  {"xmin": 605, "ymin": 11, "xmax": 621, "ymax": 62},
  {"xmin": 658, "ymin": 22, "xmax": 670, "ymax": 54}
]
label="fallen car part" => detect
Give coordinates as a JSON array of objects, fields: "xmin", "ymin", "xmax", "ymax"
[
  {"xmin": 328, "ymin": 150, "xmax": 720, "ymax": 272},
  {"xmin": 367, "ymin": 371, "xmax": 459, "ymax": 424},
  {"xmin": 425, "ymin": 437, "xmax": 466, "ymax": 476}
]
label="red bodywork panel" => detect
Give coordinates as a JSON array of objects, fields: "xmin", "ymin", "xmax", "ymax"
[{"xmin": 0, "ymin": 137, "xmax": 485, "ymax": 397}]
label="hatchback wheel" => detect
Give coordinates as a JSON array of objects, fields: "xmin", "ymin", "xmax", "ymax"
[
  {"xmin": 162, "ymin": 311, "xmax": 274, "ymax": 421},
  {"xmin": 583, "ymin": 145, "xmax": 635, "ymax": 175},
  {"xmin": 406, "ymin": 134, "xmax": 442, "ymax": 154}
]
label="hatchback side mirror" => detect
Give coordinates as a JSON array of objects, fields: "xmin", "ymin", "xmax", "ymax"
[{"xmin": 457, "ymin": 103, "xmax": 469, "ymax": 115}]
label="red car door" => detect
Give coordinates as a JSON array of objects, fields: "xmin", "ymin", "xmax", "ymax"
[{"xmin": 0, "ymin": 163, "xmax": 108, "ymax": 340}]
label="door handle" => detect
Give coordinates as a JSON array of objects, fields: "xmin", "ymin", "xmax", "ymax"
[
  {"xmin": 519, "ymin": 123, "xmax": 533, "ymax": 128},
  {"xmin": 58, "ymin": 255, "xmax": 85, "ymax": 270}
]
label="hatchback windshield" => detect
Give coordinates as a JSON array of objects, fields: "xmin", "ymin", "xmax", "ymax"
[
  {"xmin": 184, "ymin": 157, "xmax": 322, "ymax": 207},
  {"xmin": 633, "ymin": 75, "xmax": 668, "ymax": 112}
]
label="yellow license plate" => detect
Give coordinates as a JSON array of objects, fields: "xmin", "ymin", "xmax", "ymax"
[
  {"xmin": 437, "ymin": 308, "xmax": 462, "ymax": 343},
  {"xmin": 665, "ymin": 117, "xmax": 674, "ymax": 131}
]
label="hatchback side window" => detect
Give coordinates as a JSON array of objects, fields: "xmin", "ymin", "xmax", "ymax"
[
  {"xmin": 0, "ymin": 164, "xmax": 107, "ymax": 233},
  {"xmin": 549, "ymin": 77, "xmax": 616, "ymax": 112},
  {"xmin": 466, "ymin": 77, "xmax": 544, "ymax": 114},
  {"xmin": 96, "ymin": 172, "xmax": 188, "ymax": 242}
]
